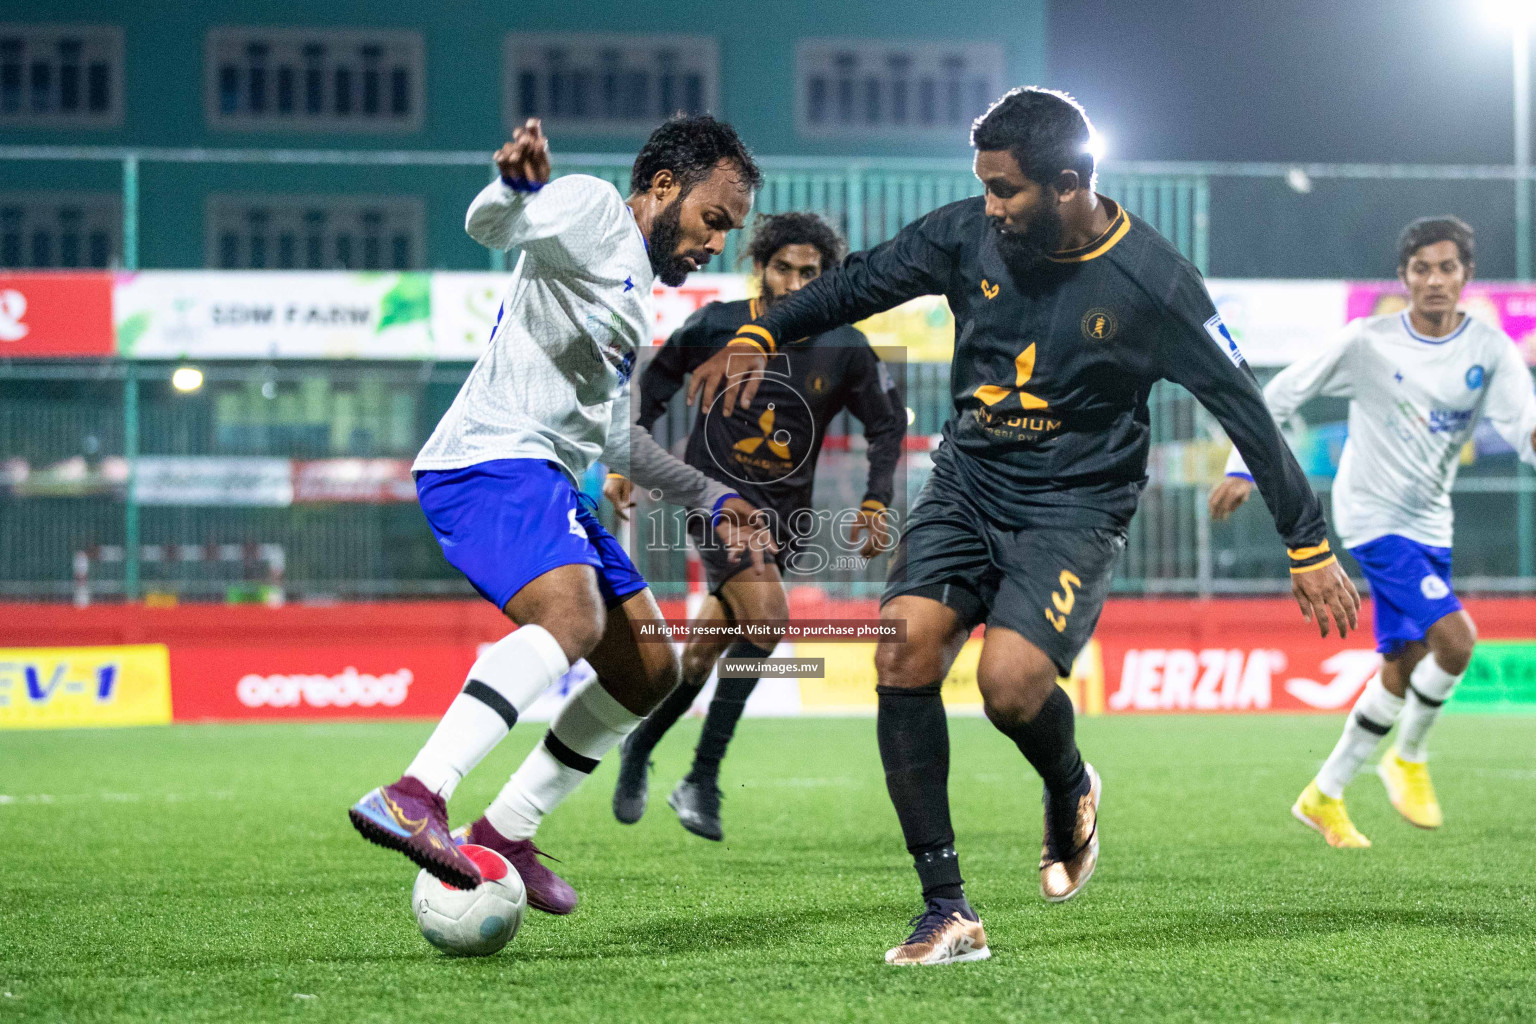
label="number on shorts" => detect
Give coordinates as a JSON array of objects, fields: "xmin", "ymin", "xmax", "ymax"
[{"xmin": 1043, "ymin": 570, "xmax": 1081, "ymax": 633}]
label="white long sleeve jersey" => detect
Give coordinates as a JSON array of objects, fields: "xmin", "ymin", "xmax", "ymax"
[
  {"xmin": 1226, "ymin": 312, "xmax": 1536, "ymax": 550},
  {"xmin": 415, "ymin": 174, "xmax": 652, "ymax": 482}
]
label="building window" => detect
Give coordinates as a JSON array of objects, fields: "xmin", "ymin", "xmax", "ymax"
[
  {"xmin": 205, "ymin": 196, "xmax": 424, "ymax": 270},
  {"xmin": 205, "ymin": 28, "xmax": 423, "ymax": 132},
  {"xmin": 795, "ymin": 40, "xmax": 1003, "ymax": 142},
  {"xmin": 0, "ymin": 25, "xmax": 123, "ymax": 127},
  {"xmin": 0, "ymin": 193, "xmax": 120, "ymax": 268},
  {"xmin": 503, "ymin": 33, "xmax": 718, "ymax": 136}
]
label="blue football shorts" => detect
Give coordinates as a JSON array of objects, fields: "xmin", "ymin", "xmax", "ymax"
[
  {"xmin": 415, "ymin": 458, "xmax": 647, "ymax": 611},
  {"xmin": 1348, "ymin": 533, "xmax": 1462, "ymax": 657}
]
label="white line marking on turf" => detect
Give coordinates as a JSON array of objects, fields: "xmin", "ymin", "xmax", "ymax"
[
  {"xmin": 0, "ymin": 790, "xmax": 238, "ymax": 806},
  {"xmin": 1467, "ymin": 768, "xmax": 1536, "ymax": 780}
]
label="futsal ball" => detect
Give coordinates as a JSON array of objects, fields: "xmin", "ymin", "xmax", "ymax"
[{"xmin": 412, "ymin": 844, "xmax": 527, "ymax": 956}]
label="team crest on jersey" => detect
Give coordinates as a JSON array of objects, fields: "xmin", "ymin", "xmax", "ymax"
[
  {"xmin": 981, "ymin": 279, "xmax": 1000, "ymax": 300},
  {"xmin": 1466, "ymin": 364, "xmax": 1485, "ymax": 389},
  {"xmin": 1204, "ymin": 314, "xmax": 1245, "ymax": 366},
  {"xmin": 1081, "ymin": 309, "xmax": 1117, "ymax": 342}
]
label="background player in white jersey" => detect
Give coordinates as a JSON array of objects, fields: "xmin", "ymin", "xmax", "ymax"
[
  {"xmin": 349, "ymin": 116, "xmax": 776, "ymax": 909},
  {"xmin": 1212, "ymin": 217, "xmax": 1536, "ymax": 847}
]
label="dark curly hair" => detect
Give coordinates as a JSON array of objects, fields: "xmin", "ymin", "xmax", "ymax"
[
  {"xmin": 629, "ymin": 114, "xmax": 762, "ymax": 197},
  {"xmin": 970, "ymin": 86, "xmax": 1095, "ymax": 187},
  {"xmin": 744, "ymin": 211, "xmax": 846, "ymax": 271},
  {"xmin": 1397, "ymin": 216, "xmax": 1474, "ymax": 272}
]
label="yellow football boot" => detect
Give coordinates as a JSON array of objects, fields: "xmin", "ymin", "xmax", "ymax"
[
  {"xmin": 1377, "ymin": 750, "xmax": 1443, "ymax": 829},
  {"xmin": 1291, "ymin": 781, "xmax": 1371, "ymax": 848}
]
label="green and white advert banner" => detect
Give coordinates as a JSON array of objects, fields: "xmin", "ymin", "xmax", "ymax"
[{"xmin": 114, "ymin": 272, "xmax": 434, "ymax": 360}]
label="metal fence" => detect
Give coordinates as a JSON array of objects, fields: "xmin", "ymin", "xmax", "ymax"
[
  {"xmin": 13, "ymin": 146, "xmax": 1536, "ymax": 279},
  {"xmin": 0, "ymin": 146, "xmax": 1209, "ymax": 273},
  {"xmin": 3, "ymin": 146, "xmax": 1535, "ymax": 601},
  {"xmin": 4, "ymin": 359, "xmax": 1533, "ymax": 602}
]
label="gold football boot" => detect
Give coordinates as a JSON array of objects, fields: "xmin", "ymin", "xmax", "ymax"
[
  {"xmin": 885, "ymin": 908, "xmax": 991, "ymax": 966},
  {"xmin": 1040, "ymin": 763, "xmax": 1101, "ymax": 902}
]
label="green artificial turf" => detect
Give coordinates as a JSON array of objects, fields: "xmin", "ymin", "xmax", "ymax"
[{"xmin": 2, "ymin": 714, "xmax": 1533, "ymax": 1023}]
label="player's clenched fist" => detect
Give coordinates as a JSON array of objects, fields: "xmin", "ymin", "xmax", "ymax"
[
  {"xmin": 1291, "ymin": 560, "xmax": 1361, "ymax": 639},
  {"xmin": 1206, "ymin": 475, "xmax": 1252, "ymax": 521},
  {"xmin": 848, "ymin": 507, "xmax": 895, "ymax": 559},
  {"xmin": 495, "ymin": 118, "xmax": 551, "ymax": 185},
  {"xmin": 603, "ymin": 473, "xmax": 635, "ymax": 523}
]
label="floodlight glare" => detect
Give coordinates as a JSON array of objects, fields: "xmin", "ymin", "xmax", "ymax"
[
  {"xmin": 171, "ymin": 366, "xmax": 204, "ymax": 392},
  {"xmin": 1484, "ymin": 0, "xmax": 1536, "ymax": 28},
  {"xmin": 1084, "ymin": 129, "xmax": 1107, "ymax": 164}
]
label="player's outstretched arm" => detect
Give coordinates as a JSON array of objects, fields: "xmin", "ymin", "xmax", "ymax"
[
  {"xmin": 1158, "ymin": 269, "xmax": 1359, "ymax": 637},
  {"xmin": 688, "ymin": 209, "xmax": 958, "ymax": 415}
]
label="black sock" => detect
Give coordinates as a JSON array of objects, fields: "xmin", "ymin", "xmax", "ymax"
[
  {"xmin": 687, "ymin": 641, "xmax": 772, "ymax": 784},
  {"xmin": 877, "ymin": 682, "xmax": 964, "ymax": 902},
  {"xmin": 990, "ymin": 685, "xmax": 1088, "ymax": 847},
  {"xmin": 627, "ymin": 676, "xmax": 705, "ymax": 761}
]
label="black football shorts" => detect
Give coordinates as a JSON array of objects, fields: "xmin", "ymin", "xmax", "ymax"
[{"xmin": 881, "ymin": 479, "xmax": 1125, "ymax": 675}]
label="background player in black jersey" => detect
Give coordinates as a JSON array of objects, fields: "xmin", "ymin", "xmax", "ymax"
[
  {"xmin": 608, "ymin": 212, "xmax": 904, "ymax": 841},
  {"xmin": 686, "ymin": 87, "xmax": 1362, "ymax": 966}
]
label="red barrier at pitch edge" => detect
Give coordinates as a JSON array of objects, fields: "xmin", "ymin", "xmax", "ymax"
[{"xmin": 1, "ymin": 597, "xmax": 1532, "ymax": 722}]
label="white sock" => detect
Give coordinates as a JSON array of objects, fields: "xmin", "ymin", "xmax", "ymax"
[
  {"xmin": 1394, "ymin": 656, "xmax": 1462, "ymax": 763},
  {"xmin": 405, "ymin": 625, "xmax": 569, "ymax": 799},
  {"xmin": 484, "ymin": 676, "xmax": 643, "ymax": 840},
  {"xmin": 1315, "ymin": 673, "xmax": 1404, "ymax": 799}
]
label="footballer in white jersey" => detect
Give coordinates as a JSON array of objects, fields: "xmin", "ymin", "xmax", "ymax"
[
  {"xmin": 1213, "ymin": 217, "xmax": 1536, "ymax": 847},
  {"xmin": 350, "ymin": 117, "xmax": 779, "ymax": 905}
]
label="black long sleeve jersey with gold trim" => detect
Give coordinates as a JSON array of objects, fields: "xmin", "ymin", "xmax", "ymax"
[
  {"xmin": 742, "ymin": 196, "xmax": 1331, "ymax": 562},
  {"xmin": 636, "ymin": 297, "xmax": 904, "ymax": 537}
]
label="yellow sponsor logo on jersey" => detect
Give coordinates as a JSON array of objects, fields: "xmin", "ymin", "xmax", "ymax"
[
  {"xmin": 973, "ymin": 343, "xmax": 1049, "ymax": 410},
  {"xmin": 733, "ymin": 404, "xmax": 792, "ymax": 461}
]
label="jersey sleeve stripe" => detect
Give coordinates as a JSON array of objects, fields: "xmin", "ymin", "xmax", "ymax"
[
  {"xmin": 737, "ymin": 324, "xmax": 777, "ymax": 353},
  {"xmin": 1289, "ymin": 555, "xmax": 1338, "ymax": 576},
  {"xmin": 1288, "ymin": 540, "xmax": 1331, "ymax": 561}
]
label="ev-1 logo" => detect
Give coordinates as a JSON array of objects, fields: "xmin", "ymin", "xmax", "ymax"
[{"xmin": 0, "ymin": 659, "xmax": 119, "ymax": 706}]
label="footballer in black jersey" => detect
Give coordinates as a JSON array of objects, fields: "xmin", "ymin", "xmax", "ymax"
[
  {"xmin": 611, "ymin": 212, "xmax": 903, "ymax": 842},
  {"xmin": 686, "ymin": 88, "xmax": 1361, "ymax": 965}
]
